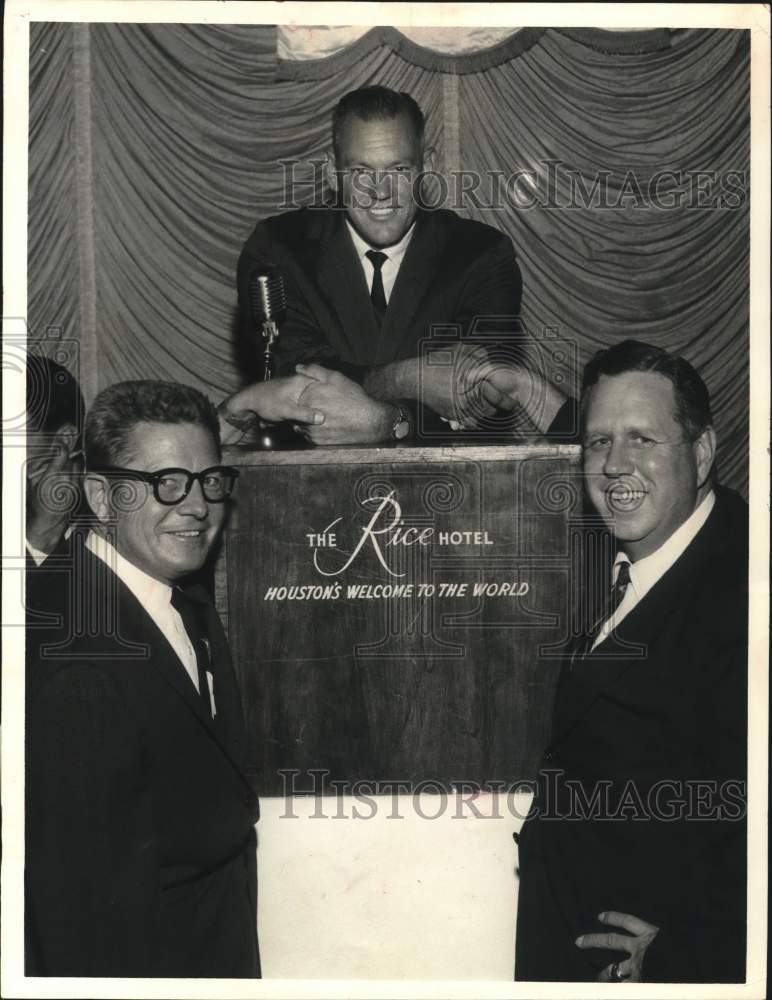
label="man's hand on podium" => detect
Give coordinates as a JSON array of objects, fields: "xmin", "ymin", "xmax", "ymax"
[
  {"xmin": 293, "ymin": 365, "xmax": 397, "ymax": 445},
  {"xmin": 218, "ymin": 374, "xmax": 325, "ymax": 444}
]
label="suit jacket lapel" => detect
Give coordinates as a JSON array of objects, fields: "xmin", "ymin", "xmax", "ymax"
[
  {"xmin": 381, "ymin": 211, "xmax": 442, "ymax": 358},
  {"xmin": 311, "ymin": 211, "xmax": 381, "ymax": 363},
  {"xmin": 82, "ymin": 548, "xmax": 251, "ymax": 784},
  {"xmin": 549, "ymin": 497, "xmax": 727, "ymax": 748},
  {"xmin": 195, "ymin": 593, "xmax": 249, "ymax": 756},
  {"xmin": 309, "ymin": 209, "xmax": 445, "ymax": 367}
]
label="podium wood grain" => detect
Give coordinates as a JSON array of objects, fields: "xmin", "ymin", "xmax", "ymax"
[{"xmin": 217, "ymin": 444, "xmax": 583, "ymax": 794}]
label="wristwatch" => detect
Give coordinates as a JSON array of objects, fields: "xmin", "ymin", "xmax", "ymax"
[{"xmin": 390, "ymin": 404, "xmax": 411, "ymax": 442}]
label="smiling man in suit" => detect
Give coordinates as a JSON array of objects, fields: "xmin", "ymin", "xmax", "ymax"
[
  {"xmin": 25, "ymin": 380, "xmax": 260, "ymax": 978},
  {"xmin": 514, "ymin": 340, "xmax": 747, "ymax": 983},
  {"xmin": 237, "ymin": 85, "xmax": 567, "ymax": 444}
]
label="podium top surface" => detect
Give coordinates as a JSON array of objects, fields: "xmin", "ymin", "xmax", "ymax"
[{"xmin": 223, "ymin": 442, "xmax": 582, "ymax": 467}]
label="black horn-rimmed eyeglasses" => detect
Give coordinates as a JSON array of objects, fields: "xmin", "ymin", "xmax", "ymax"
[{"xmin": 89, "ymin": 465, "xmax": 240, "ymax": 505}]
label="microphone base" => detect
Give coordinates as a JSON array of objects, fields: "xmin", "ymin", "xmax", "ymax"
[{"xmin": 246, "ymin": 422, "xmax": 309, "ymax": 452}]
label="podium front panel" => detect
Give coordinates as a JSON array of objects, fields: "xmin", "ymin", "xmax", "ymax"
[{"xmin": 219, "ymin": 444, "xmax": 583, "ymax": 794}]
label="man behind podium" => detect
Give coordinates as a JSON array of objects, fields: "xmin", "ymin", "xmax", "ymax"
[
  {"xmin": 25, "ymin": 381, "xmax": 260, "ymax": 978},
  {"xmin": 238, "ymin": 85, "xmax": 566, "ymax": 444},
  {"xmin": 515, "ymin": 340, "xmax": 747, "ymax": 983}
]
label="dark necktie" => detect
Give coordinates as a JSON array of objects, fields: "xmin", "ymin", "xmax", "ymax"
[
  {"xmin": 170, "ymin": 585, "xmax": 213, "ymax": 717},
  {"xmin": 571, "ymin": 559, "xmax": 632, "ymax": 664},
  {"xmin": 366, "ymin": 249, "xmax": 388, "ymax": 324}
]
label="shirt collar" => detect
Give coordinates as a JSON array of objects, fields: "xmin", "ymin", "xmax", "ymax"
[
  {"xmin": 86, "ymin": 530, "xmax": 173, "ymax": 610},
  {"xmin": 613, "ymin": 489, "xmax": 716, "ymax": 598},
  {"xmin": 345, "ymin": 218, "xmax": 416, "ymax": 267},
  {"xmin": 25, "ymin": 539, "xmax": 51, "ymax": 567},
  {"xmin": 25, "ymin": 524, "xmax": 75, "ymax": 566}
]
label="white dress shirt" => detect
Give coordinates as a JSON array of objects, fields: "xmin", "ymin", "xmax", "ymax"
[
  {"xmin": 346, "ymin": 220, "xmax": 416, "ymax": 305},
  {"xmin": 593, "ymin": 489, "xmax": 716, "ymax": 649},
  {"xmin": 86, "ymin": 531, "xmax": 201, "ymax": 693},
  {"xmin": 26, "ymin": 539, "xmax": 52, "ymax": 567}
]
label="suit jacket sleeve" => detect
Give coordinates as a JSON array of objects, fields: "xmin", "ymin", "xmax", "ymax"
[
  {"xmin": 642, "ymin": 575, "xmax": 747, "ymax": 983},
  {"xmin": 26, "ymin": 662, "xmax": 160, "ymax": 976},
  {"xmin": 439, "ymin": 228, "xmax": 522, "ymax": 339},
  {"xmin": 546, "ymin": 397, "xmax": 581, "ymax": 443}
]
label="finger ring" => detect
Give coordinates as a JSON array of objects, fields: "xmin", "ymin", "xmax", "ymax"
[{"xmin": 610, "ymin": 962, "xmax": 627, "ymax": 982}]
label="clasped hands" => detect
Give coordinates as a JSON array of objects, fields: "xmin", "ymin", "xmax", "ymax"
[
  {"xmin": 576, "ymin": 910, "xmax": 660, "ymax": 982},
  {"xmin": 222, "ymin": 345, "xmax": 540, "ymax": 446},
  {"xmin": 413, "ymin": 341, "xmax": 530, "ymax": 430},
  {"xmin": 291, "ymin": 344, "xmax": 537, "ymax": 445},
  {"xmin": 219, "ymin": 368, "xmax": 394, "ymax": 446}
]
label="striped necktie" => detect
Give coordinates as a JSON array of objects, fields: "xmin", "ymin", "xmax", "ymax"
[{"xmin": 571, "ymin": 559, "xmax": 631, "ymax": 664}]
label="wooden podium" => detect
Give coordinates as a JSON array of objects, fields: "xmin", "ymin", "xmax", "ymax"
[{"xmin": 217, "ymin": 443, "xmax": 583, "ymax": 795}]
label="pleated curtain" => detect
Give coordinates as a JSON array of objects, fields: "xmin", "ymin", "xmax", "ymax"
[{"xmin": 27, "ymin": 24, "xmax": 750, "ymax": 494}]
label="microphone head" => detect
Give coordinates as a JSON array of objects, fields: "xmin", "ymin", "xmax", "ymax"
[{"xmin": 248, "ymin": 269, "xmax": 286, "ymax": 326}]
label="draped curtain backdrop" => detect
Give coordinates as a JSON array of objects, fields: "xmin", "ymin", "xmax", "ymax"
[{"xmin": 27, "ymin": 24, "xmax": 750, "ymax": 494}]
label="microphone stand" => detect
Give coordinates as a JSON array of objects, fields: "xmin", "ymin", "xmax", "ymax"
[
  {"xmin": 251, "ymin": 273, "xmax": 305, "ymax": 451},
  {"xmin": 261, "ymin": 319, "xmax": 278, "ymax": 383},
  {"xmin": 254, "ymin": 320, "xmax": 284, "ymax": 450}
]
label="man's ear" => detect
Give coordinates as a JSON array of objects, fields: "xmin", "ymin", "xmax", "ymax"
[
  {"xmin": 422, "ymin": 144, "xmax": 437, "ymax": 174},
  {"xmin": 693, "ymin": 425, "xmax": 717, "ymax": 488},
  {"xmin": 84, "ymin": 474, "xmax": 111, "ymax": 523},
  {"xmin": 51, "ymin": 423, "xmax": 81, "ymax": 465},
  {"xmin": 55, "ymin": 422, "xmax": 79, "ymax": 451},
  {"xmin": 324, "ymin": 151, "xmax": 339, "ymax": 193},
  {"xmin": 26, "ymin": 424, "xmax": 77, "ymax": 483}
]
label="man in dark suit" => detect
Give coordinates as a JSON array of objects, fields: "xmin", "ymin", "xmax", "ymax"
[
  {"xmin": 238, "ymin": 86, "xmax": 567, "ymax": 444},
  {"xmin": 515, "ymin": 340, "xmax": 747, "ymax": 983},
  {"xmin": 25, "ymin": 380, "xmax": 260, "ymax": 978},
  {"xmin": 25, "ymin": 354, "xmax": 86, "ymax": 566}
]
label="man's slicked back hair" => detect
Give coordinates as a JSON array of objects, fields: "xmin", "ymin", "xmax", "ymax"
[
  {"xmin": 85, "ymin": 380, "xmax": 221, "ymax": 469},
  {"xmin": 332, "ymin": 86, "xmax": 425, "ymax": 162},
  {"xmin": 581, "ymin": 339, "xmax": 714, "ymax": 442}
]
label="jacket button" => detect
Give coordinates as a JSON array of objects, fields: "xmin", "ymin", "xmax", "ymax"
[{"xmin": 544, "ymin": 750, "xmax": 555, "ymax": 762}]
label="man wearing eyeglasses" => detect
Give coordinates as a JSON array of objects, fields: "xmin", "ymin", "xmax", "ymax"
[
  {"xmin": 23, "ymin": 355, "xmax": 325, "ymax": 566},
  {"xmin": 514, "ymin": 341, "xmax": 747, "ymax": 984},
  {"xmin": 25, "ymin": 380, "xmax": 260, "ymax": 978}
]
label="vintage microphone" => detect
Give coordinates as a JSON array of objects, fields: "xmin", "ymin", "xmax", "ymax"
[
  {"xmin": 246, "ymin": 267, "xmax": 304, "ymax": 450},
  {"xmin": 248, "ymin": 269, "xmax": 287, "ymax": 382}
]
